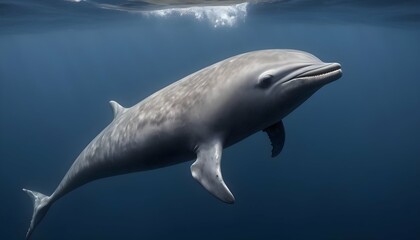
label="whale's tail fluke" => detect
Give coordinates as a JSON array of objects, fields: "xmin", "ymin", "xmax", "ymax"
[{"xmin": 23, "ymin": 188, "xmax": 51, "ymax": 240}]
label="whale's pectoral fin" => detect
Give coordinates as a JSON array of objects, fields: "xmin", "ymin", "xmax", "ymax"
[
  {"xmin": 109, "ymin": 100, "xmax": 127, "ymax": 119},
  {"xmin": 191, "ymin": 139, "xmax": 235, "ymax": 204},
  {"xmin": 263, "ymin": 121, "xmax": 285, "ymax": 158}
]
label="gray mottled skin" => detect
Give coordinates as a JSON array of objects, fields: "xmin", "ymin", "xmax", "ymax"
[{"xmin": 23, "ymin": 49, "xmax": 342, "ymax": 239}]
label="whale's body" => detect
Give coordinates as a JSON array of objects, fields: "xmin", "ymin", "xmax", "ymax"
[{"xmin": 23, "ymin": 49, "xmax": 342, "ymax": 239}]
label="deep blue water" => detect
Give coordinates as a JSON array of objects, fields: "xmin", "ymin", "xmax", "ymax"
[{"xmin": 1, "ymin": 1, "xmax": 420, "ymax": 240}]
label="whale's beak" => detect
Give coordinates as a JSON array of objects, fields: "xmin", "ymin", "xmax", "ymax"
[{"xmin": 295, "ymin": 62, "xmax": 342, "ymax": 85}]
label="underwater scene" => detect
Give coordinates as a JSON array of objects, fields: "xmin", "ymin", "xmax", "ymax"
[{"xmin": 1, "ymin": 0, "xmax": 420, "ymax": 239}]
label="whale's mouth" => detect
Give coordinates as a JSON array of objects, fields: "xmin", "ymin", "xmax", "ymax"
[{"xmin": 292, "ymin": 63, "xmax": 342, "ymax": 84}]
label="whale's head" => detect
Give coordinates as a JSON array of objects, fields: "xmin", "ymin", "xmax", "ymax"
[
  {"xmin": 252, "ymin": 50, "xmax": 341, "ymax": 89},
  {"xmin": 251, "ymin": 50, "xmax": 341, "ymax": 120},
  {"xmin": 223, "ymin": 49, "xmax": 342, "ymax": 129},
  {"xmin": 250, "ymin": 49, "xmax": 342, "ymax": 122}
]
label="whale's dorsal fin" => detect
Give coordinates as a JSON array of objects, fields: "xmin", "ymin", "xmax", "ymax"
[
  {"xmin": 191, "ymin": 139, "xmax": 235, "ymax": 204},
  {"xmin": 109, "ymin": 100, "xmax": 127, "ymax": 119},
  {"xmin": 263, "ymin": 121, "xmax": 285, "ymax": 158}
]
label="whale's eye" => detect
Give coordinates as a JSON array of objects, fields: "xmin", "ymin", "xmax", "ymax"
[{"xmin": 257, "ymin": 74, "xmax": 274, "ymax": 88}]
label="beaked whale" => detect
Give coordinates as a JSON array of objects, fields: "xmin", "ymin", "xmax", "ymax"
[{"xmin": 23, "ymin": 49, "xmax": 342, "ymax": 239}]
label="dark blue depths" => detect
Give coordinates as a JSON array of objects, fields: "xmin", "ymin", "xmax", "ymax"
[{"xmin": 1, "ymin": 2, "xmax": 420, "ymax": 240}]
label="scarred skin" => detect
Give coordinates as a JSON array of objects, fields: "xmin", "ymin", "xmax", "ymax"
[{"xmin": 23, "ymin": 49, "xmax": 342, "ymax": 239}]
